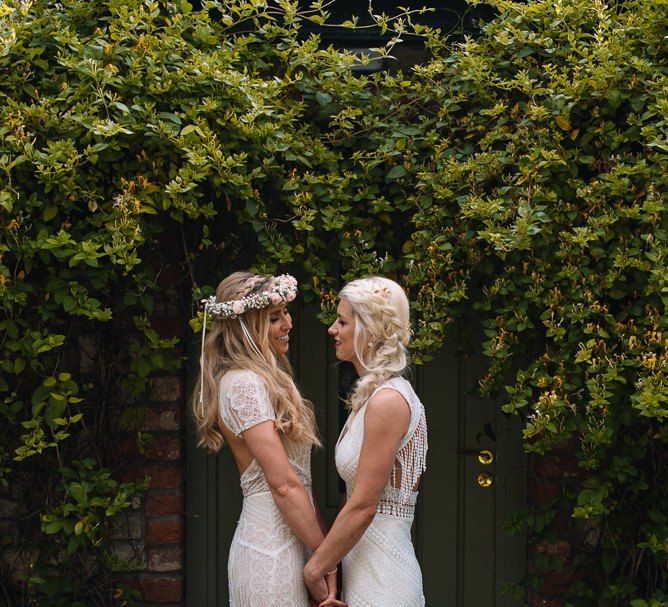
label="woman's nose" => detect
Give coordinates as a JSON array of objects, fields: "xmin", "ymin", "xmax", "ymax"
[{"xmin": 328, "ymin": 324, "xmax": 336, "ymax": 335}]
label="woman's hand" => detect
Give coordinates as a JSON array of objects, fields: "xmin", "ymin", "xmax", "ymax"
[
  {"xmin": 306, "ymin": 568, "xmax": 347, "ymax": 607},
  {"xmin": 318, "ymin": 571, "xmax": 347, "ymax": 607},
  {"xmin": 304, "ymin": 562, "xmax": 328, "ymax": 605},
  {"xmin": 319, "ymin": 598, "xmax": 347, "ymax": 607}
]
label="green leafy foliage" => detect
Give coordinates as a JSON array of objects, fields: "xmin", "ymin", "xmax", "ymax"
[
  {"xmin": 0, "ymin": 0, "xmax": 666, "ymax": 603},
  {"xmin": 40, "ymin": 458, "xmax": 139, "ymax": 554}
]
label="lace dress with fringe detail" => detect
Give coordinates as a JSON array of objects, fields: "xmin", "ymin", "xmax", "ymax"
[
  {"xmin": 219, "ymin": 369, "xmax": 312, "ymax": 607},
  {"xmin": 335, "ymin": 376, "xmax": 428, "ymax": 607}
]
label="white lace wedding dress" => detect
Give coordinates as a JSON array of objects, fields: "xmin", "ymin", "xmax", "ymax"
[
  {"xmin": 219, "ymin": 369, "xmax": 312, "ymax": 607},
  {"xmin": 335, "ymin": 376, "xmax": 428, "ymax": 607}
]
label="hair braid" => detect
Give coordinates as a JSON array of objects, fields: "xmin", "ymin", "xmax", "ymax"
[{"xmin": 339, "ymin": 277, "xmax": 411, "ymax": 411}]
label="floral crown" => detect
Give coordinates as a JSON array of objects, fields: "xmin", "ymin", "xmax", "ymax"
[{"xmin": 201, "ymin": 274, "xmax": 298, "ymax": 319}]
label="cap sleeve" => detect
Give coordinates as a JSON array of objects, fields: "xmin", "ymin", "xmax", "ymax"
[{"xmin": 219, "ymin": 370, "xmax": 275, "ymax": 436}]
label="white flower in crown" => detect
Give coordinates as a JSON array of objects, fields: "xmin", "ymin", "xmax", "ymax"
[{"xmin": 201, "ymin": 273, "xmax": 299, "ymax": 320}]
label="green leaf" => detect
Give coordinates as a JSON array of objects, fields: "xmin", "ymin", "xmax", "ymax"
[
  {"xmin": 246, "ymin": 198, "xmax": 258, "ymax": 217},
  {"xmin": 67, "ymin": 535, "xmax": 80, "ymax": 553},
  {"xmin": 386, "ymin": 165, "xmax": 407, "ymax": 180},
  {"xmin": 14, "ymin": 359, "xmax": 26, "ymax": 374},
  {"xmin": 42, "ymin": 206, "xmax": 58, "ymax": 221},
  {"xmin": 63, "ymin": 296, "xmax": 77, "ymax": 312},
  {"xmin": 316, "ymin": 92, "xmax": 332, "ymax": 106},
  {"xmin": 42, "ymin": 519, "xmax": 62, "ymax": 534},
  {"xmin": 602, "ymin": 550, "xmax": 617, "ymax": 574},
  {"xmin": 180, "ymin": 124, "xmax": 199, "ymax": 136},
  {"xmin": 555, "ymin": 116, "xmax": 571, "ymax": 131}
]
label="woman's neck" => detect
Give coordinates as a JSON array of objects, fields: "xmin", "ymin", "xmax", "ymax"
[{"xmin": 352, "ymin": 359, "xmax": 367, "ymax": 378}]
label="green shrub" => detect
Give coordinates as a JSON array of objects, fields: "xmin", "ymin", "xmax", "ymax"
[{"xmin": 1, "ymin": 0, "xmax": 665, "ymax": 603}]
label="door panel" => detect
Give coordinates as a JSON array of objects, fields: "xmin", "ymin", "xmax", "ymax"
[
  {"xmin": 186, "ymin": 426, "xmax": 242, "ymax": 606},
  {"xmin": 416, "ymin": 342, "xmax": 460, "ymax": 602},
  {"xmin": 186, "ymin": 308, "xmax": 526, "ymax": 605},
  {"xmin": 292, "ymin": 305, "xmax": 342, "ymax": 522},
  {"xmin": 416, "ymin": 328, "xmax": 527, "ymax": 606},
  {"xmin": 495, "ymin": 411, "xmax": 528, "ymax": 606},
  {"xmin": 459, "ymin": 339, "xmax": 499, "ymax": 607}
]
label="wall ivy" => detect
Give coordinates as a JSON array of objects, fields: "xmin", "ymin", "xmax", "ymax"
[{"xmin": 0, "ymin": 0, "xmax": 665, "ymax": 604}]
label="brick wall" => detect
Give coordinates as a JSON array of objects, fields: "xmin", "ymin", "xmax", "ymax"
[
  {"xmin": 110, "ymin": 262, "xmax": 188, "ymax": 607},
  {"xmin": 527, "ymin": 444, "xmax": 584, "ymax": 607},
  {"xmin": 111, "ymin": 375, "xmax": 186, "ymax": 607}
]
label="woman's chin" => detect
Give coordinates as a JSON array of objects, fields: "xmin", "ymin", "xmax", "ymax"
[{"xmin": 274, "ymin": 342, "xmax": 289, "ymax": 355}]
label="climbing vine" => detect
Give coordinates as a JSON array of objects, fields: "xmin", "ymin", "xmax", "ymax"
[{"xmin": 0, "ymin": 0, "xmax": 665, "ymax": 604}]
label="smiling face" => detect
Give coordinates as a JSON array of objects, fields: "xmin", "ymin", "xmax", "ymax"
[
  {"xmin": 267, "ymin": 303, "xmax": 292, "ymax": 356},
  {"xmin": 328, "ymin": 299, "xmax": 360, "ymax": 368}
]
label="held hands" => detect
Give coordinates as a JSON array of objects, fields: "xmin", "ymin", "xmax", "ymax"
[
  {"xmin": 318, "ymin": 595, "xmax": 347, "ymax": 607},
  {"xmin": 318, "ymin": 571, "xmax": 347, "ymax": 607},
  {"xmin": 304, "ymin": 561, "xmax": 328, "ymax": 605},
  {"xmin": 304, "ymin": 563, "xmax": 347, "ymax": 607}
]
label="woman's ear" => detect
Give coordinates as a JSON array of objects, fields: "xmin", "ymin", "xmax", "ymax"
[{"xmin": 360, "ymin": 328, "xmax": 375, "ymax": 351}]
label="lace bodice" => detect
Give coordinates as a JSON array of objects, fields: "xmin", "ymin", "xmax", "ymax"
[
  {"xmin": 335, "ymin": 376, "xmax": 428, "ymax": 519},
  {"xmin": 219, "ymin": 369, "xmax": 312, "ymax": 498}
]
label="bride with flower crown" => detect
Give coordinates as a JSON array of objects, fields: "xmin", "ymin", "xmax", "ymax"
[{"xmin": 192, "ymin": 271, "xmax": 345, "ymax": 607}]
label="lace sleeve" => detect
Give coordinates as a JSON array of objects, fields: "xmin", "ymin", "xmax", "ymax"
[{"xmin": 219, "ymin": 371, "xmax": 276, "ymax": 436}]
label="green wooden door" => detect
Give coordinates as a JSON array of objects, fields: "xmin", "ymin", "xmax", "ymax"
[{"xmin": 186, "ymin": 309, "xmax": 526, "ymax": 605}]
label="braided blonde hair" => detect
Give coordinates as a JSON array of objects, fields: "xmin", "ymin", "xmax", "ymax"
[
  {"xmin": 192, "ymin": 271, "xmax": 320, "ymax": 452},
  {"xmin": 339, "ymin": 277, "xmax": 411, "ymax": 411}
]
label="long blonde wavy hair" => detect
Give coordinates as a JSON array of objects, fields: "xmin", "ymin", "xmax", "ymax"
[
  {"xmin": 340, "ymin": 276, "xmax": 411, "ymax": 411},
  {"xmin": 193, "ymin": 271, "xmax": 320, "ymax": 452}
]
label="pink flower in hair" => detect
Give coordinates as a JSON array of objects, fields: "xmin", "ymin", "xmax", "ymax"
[
  {"xmin": 270, "ymin": 293, "xmax": 282, "ymax": 305},
  {"xmin": 232, "ymin": 301, "xmax": 245, "ymax": 315}
]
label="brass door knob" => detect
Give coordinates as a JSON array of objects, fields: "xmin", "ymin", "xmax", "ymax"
[
  {"xmin": 478, "ymin": 449, "xmax": 495, "ymax": 465},
  {"xmin": 477, "ymin": 472, "xmax": 493, "ymax": 488}
]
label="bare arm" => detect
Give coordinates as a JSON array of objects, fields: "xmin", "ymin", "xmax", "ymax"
[
  {"xmin": 243, "ymin": 422, "xmax": 346, "ymax": 606},
  {"xmin": 303, "ymin": 389, "xmax": 410, "ymax": 589},
  {"xmin": 243, "ymin": 421, "xmax": 325, "ymax": 552}
]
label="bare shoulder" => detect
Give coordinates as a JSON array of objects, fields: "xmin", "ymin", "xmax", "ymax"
[{"xmin": 365, "ymin": 388, "xmax": 411, "ymax": 427}]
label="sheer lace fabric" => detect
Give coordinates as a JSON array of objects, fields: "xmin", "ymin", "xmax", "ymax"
[
  {"xmin": 335, "ymin": 376, "xmax": 428, "ymax": 607},
  {"xmin": 219, "ymin": 369, "xmax": 312, "ymax": 607}
]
